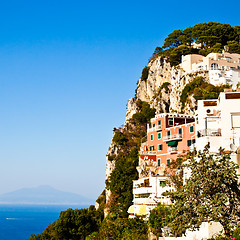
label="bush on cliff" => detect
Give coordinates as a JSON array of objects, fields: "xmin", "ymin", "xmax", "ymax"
[
  {"xmin": 180, "ymin": 76, "xmax": 229, "ymax": 109},
  {"xmin": 106, "ymin": 101, "xmax": 155, "ymax": 217},
  {"xmin": 95, "ymin": 215, "xmax": 148, "ymax": 239}
]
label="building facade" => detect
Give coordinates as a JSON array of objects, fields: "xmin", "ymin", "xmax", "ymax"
[
  {"xmin": 195, "ymin": 90, "xmax": 240, "ymax": 174},
  {"xmin": 129, "ymin": 113, "xmax": 196, "ymax": 219},
  {"xmin": 181, "ymin": 52, "xmax": 240, "ymax": 89}
]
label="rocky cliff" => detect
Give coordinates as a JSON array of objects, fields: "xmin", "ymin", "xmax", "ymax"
[{"xmin": 105, "ymin": 55, "xmax": 209, "ymax": 213}]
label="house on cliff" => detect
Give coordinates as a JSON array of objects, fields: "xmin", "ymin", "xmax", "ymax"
[{"xmin": 181, "ymin": 52, "xmax": 240, "ymax": 89}]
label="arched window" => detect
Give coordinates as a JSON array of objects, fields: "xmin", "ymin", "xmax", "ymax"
[{"xmin": 211, "ymin": 63, "xmax": 219, "ymax": 70}]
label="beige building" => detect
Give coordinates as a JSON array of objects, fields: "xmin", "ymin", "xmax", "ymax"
[
  {"xmin": 181, "ymin": 52, "xmax": 240, "ymax": 72},
  {"xmin": 181, "ymin": 52, "xmax": 240, "ymax": 89}
]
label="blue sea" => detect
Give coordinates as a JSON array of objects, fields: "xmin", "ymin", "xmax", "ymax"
[{"xmin": 0, "ymin": 204, "xmax": 89, "ymax": 240}]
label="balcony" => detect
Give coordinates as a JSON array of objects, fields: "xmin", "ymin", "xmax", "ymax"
[
  {"xmin": 167, "ymin": 147, "xmax": 178, "ymax": 154},
  {"xmin": 163, "ymin": 134, "xmax": 183, "ymax": 142},
  {"xmin": 133, "ymin": 187, "xmax": 154, "ymax": 195},
  {"xmin": 197, "ymin": 128, "xmax": 221, "ymax": 137},
  {"xmin": 133, "ymin": 198, "xmax": 156, "ymax": 205},
  {"xmin": 147, "ymin": 125, "xmax": 162, "ymax": 133},
  {"xmin": 139, "ymin": 150, "xmax": 156, "ymax": 155}
]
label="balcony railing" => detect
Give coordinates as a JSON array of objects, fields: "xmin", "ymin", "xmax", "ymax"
[
  {"xmin": 163, "ymin": 134, "xmax": 183, "ymax": 141},
  {"xmin": 197, "ymin": 128, "xmax": 221, "ymax": 137},
  {"xmin": 167, "ymin": 147, "xmax": 178, "ymax": 154},
  {"xmin": 147, "ymin": 125, "xmax": 162, "ymax": 132},
  {"xmin": 139, "ymin": 150, "xmax": 156, "ymax": 155}
]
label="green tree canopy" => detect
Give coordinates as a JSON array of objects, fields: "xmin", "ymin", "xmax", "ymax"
[
  {"xmin": 168, "ymin": 147, "xmax": 240, "ymax": 238},
  {"xmin": 148, "ymin": 203, "xmax": 173, "ymax": 237},
  {"xmin": 153, "ymin": 22, "xmax": 240, "ymax": 66},
  {"xmin": 29, "ymin": 207, "xmax": 102, "ymax": 240}
]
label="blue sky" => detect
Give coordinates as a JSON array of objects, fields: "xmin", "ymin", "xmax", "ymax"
[{"xmin": 0, "ymin": 0, "xmax": 239, "ymax": 200}]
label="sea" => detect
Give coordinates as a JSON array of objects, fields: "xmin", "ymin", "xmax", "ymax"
[{"xmin": 0, "ymin": 204, "xmax": 89, "ymax": 240}]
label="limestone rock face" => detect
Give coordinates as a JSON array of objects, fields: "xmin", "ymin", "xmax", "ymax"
[
  {"xmin": 135, "ymin": 56, "xmax": 209, "ymax": 115},
  {"xmin": 105, "ymin": 56, "xmax": 209, "ymax": 212}
]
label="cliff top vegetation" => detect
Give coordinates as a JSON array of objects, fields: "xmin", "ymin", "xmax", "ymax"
[{"xmin": 151, "ymin": 22, "xmax": 240, "ymax": 66}]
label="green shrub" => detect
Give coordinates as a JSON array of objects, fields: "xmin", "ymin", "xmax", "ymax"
[
  {"xmin": 141, "ymin": 66, "xmax": 150, "ymax": 82},
  {"xmin": 180, "ymin": 76, "xmax": 227, "ymax": 109},
  {"xmin": 113, "ymin": 130, "xmax": 128, "ymax": 146},
  {"xmin": 132, "ymin": 101, "xmax": 156, "ymax": 124},
  {"xmin": 97, "ymin": 216, "xmax": 148, "ymax": 240}
]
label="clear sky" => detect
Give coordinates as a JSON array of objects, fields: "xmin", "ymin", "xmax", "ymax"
[{"xmin": 0, "ymin": 0, "xmax": 239, "ymax": 200}]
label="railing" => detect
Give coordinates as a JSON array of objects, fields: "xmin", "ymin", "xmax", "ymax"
[
  {"xmin": 163, "ymin": 134, "xmax": 183, "ymax": 141},
  {"xmin": 147, "ymin": 125, "xmax": 162, "ymax": 132},
  {"xmin": 197, "ymin": 128, "xmax": 221, "ymax": 137},
  {"xmin": 139, "ymin": 151, "xmax": 156, "ymax": 155},
  {"xmin": 168, "ymin": 147, "xmax": 178, "ymax": 154}
]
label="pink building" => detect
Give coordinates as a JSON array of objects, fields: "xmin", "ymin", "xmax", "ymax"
[{"xmin": 139, "ymin": 113, "xmax": 195, "ymax": 176}]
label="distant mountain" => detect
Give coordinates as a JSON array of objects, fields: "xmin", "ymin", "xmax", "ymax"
[{"xmin": 0, "ymin": 185, "xmax": 93, "ymax": 205}]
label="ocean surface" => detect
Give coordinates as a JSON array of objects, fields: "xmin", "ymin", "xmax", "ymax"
[{"xmin": 0, "ymin": 204, "xmax": 89, "ymax": 240}]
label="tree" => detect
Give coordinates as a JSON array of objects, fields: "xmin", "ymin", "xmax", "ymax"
[
  {"xmin": 155, "ymin": 22, "xmax": 240, "ymax": 66},
  {"xmin": 29, "ymin": 207, "xmax": 101, "ymax": 240},
  {"xmin": 97, "ymin": 216, "xmax": 148, "ymax": 239},
  {"xmin": 148, "ymin": 203, "xmax": 173, "ymax": 237},
  {"xmin": 168, "ymin": 146, "xmax": 240, "ymax": 238}
]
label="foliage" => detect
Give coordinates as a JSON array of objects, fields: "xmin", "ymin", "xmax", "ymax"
[
  {"xmin": 106, "ymin": 101, "xmax": 155, "ymax": 216},
  {"xmin": 180, "ymin": 76, "xmax": 227, "ymax": 108},
  {"xmin": 148, "ymin": 203, "xmax": 173, "ymax": 237},
  {"xmin": 160, "ymin": 45, "xmax": 198, "ymax": 66},
  {"xmin": 28, "ymin": 206, "xmax": 103, "ymax": 240},
  {"xmin": 160, "ymin": 82, "xmax": 171, "ymax": 93},
  {"xmin": 131, "ymin": 100, "xmax": 156, "ymax": 124},
  {"xmin": 141, "ymin": 66, "xmax": 150, "ymax": 82},
  {"xmin": 113, "ymin": 129, "xmax": 128, "ymax": 146},
  {"xmin": 97, "ymin": 216, "xmax": 148, "ymax": 240},
  {"xmin": 164, "ymin": 152, "xmax": 190, "ymax": 190},
  {"xmin": 152, "ymin": 22, "xmax": 240, "ymax": 65},
  {"xmin": 163, "ymin": 22, "xmax": 238, "ymax": 50},
  {"xmin": 106, "ymin": 149, "xmax": 139, "ymax": 217},
  {"xmin": 168, "ymin": 147, "xmax": 240, "ymax": 238}
]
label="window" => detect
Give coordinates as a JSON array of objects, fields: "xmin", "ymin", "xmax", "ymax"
[
  {"xmin": 151, "ymin": 134, "xmax": 154, "ymax": 140},
  {"xmin": 158, "ymin": 120, "xmax": 161, "ymax": 126},
  {"xmin": 167, "ymin": 159, "xmax": 171, "ymax": 166},
  {"xmin": 168, "ymin": 120, "xmax": 173, "ymax": 126},
  {"xmin": 211, "ymin": 63, "xmax": 219, "ymax": 70},
  {"xmin": 150, "ymin": 145, "xmax": 155, "ymax": 151},
  {"xmin": 178, "ymin": 128, "xmax": 182, "ymax": 137},
  {"xmin": 232, "ymin": 114, "xmax": 240, "ymax": 128},
  {"xmin": 167, "ymin": 130, "xmax": 171, "ymax": 139},
  {"xmin": 190, "ymin": 126, "xmax": 194, "ymax": 133},
  {"xmin": 158, "ymin": 132, "xmax": 162, "ymax": 139},
  {"xmin": 158, "ymin": 158, "xmax": 161, "ymax": 166},
  {"xmin": 158, "ymin": 144, "xmax": 163, "ymax": 151},
  {"xmin": 187, "ymin": 139, "xmax": 195, "ymax": 146},
  {"xmin": 153, "ymin": 124, "xmax": 155, "ymax": 127}
]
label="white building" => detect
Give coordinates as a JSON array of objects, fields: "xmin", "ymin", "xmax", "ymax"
[
  {"xmin": 128, "ymin": 175, "xmax": 174, "ymax": 219},
  {"xmin": 181, "ymin": 52, "xmax": 240, "ymax": 89},
  {"xmin": 181, "ymin": 90, "xmax": 240, "ymax": 239},
  {"xmin": 209, "ymin": 69, "xmax": 240, "ymax": 89},
  {"xmin": 195, "ymin": 90, "xmax": 240, "ymax": 173}
]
